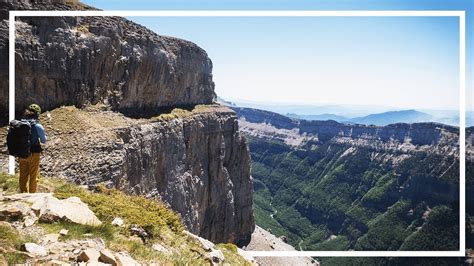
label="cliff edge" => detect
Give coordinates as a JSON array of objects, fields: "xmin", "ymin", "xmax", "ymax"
[
  {"xmin": 0, "ymin": 0, "xmax": 254, "ymax": 247},
  {"xmin": 0, "ymin": 0, "xmax": 215, "ymax": 123}
]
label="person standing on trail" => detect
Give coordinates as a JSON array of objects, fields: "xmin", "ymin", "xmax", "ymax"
[{"xmin": 18, "ymin": 104, "xmax": 47, "ymax": 193}]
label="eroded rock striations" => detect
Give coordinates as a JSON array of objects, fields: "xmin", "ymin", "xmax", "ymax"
[
  {"xmin": 233, "ymin": 106, "xmax": 471, "ymax": 252},
  {"xmin": 0, "ymin": 1, "xmax": 254, "ymax": 246},
  {"xmin": 0, "ymin": 0, "xmax": 215, "ymax": 124},
  {"xmin": 36, "ymin": 106, "xmax": 253, "ymax": 245},
  {"xmin": 234, "ymin": 107, "xmax": 461, "ymax": 157}
]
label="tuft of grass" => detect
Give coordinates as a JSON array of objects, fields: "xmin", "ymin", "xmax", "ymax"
[
  {"xmin": 0, "ymin": 172, "xmax": 18, "ymax": 192},
  {"xmin": 0, "ymin": 224, "xmax": 22, "ymax": 250},
  {"xmin": 54, "ymin": 184, "xmax": 184, "ymax": 236},
  {"xmin": 109, "ymin": 236, "xmax": 169, "ymax": 262},
  {"xmin": 216, "ymin": 243, "xmax": 238, "ymax": 253},
  {"xmin": 152, "ymin": 108, "xmax": 192, "ymax": 122},
  {"xmin": 215, "ymin": 243, "xmax": 252, "ymax": 266},
  {"xmin": 0, "ymin": 172, "xmax": 63, "ymax": 193},
  {"xmin": 40, "ymin": 221, "xmax": 115, "ymax": 243},
  {"xmin": 48, "ymin": 182, "xmax": 214, "ymax": 263},
  {"xmin": 0, "ymin": 224, "xmax": 29, "ymax": 264}
]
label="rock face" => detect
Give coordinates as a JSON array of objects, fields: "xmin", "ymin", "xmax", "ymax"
[
  {"xmin": 0, "ymin": 105, "xmax": 255, "ymax": 245},
  {"xmin": 116, "ymin": 108, "xmax": 254, "ymax": 245},
  {"xmin": 0, "ymin": 0, "xmax": 215, "ymax": 124},
  {"xmin": 235, "ymin": 106, "xmax": 469, "ymax": 251},
  {"xmin": 3, "ymin": 193, "xmax": 102, "ymax": 226},
  {"xmin": 233, "ymin": 107, "xmax": 461, "ymax": 151},
  {"xmin": 0, "ymin": 1, "xmax": 254, "ymax": 246}
]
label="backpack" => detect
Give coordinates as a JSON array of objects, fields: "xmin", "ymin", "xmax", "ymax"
[{"xmin": 6, "ymin": 120, "xmax": 37, "ymax": 158}]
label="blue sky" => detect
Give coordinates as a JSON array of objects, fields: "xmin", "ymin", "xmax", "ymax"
[{"xmin": 82, "ymin": 0, "xmax": 473, "ymax": 111}]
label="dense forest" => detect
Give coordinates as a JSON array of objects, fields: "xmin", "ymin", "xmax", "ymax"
[{"xmin": 250, "ymin": 136, "xmax": 459, "ymax": 251}]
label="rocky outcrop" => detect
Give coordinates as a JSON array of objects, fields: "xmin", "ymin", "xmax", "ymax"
[
  {"xmin": 1, "ymin": 105, "xmax": 255, "ymax": 245},
  {"xmin": 244, "ymin": 226, "xmax": 318, "ymax": 266},
  {"xmin": 1, "ymin": 193, "xmax": 102, "ymax": 226},
  {"xmin": 0, "ymin": 1, "xmax": 254, "ymax": 246},
  {"xmin": 0, "ymin": 0, "xmax": 215, "ymax": 124},
  {"xmin": 233, "ymin": 107, "xmax": 461, "ymax": 157},
  {"xmin": 0, "ymin": 186, "xmax": 254, "ymax": 265},
  {"xmin": 113, "ymin": 106, "xmax": 254, "ymax": 245}
]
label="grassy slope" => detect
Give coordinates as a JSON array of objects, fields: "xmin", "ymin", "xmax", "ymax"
[{"xmin": 0, "ymin": 172, "xmax": 249, "ymax": 265}]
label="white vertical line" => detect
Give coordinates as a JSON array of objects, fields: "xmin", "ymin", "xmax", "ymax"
[
  {"xmin": 459, "ymin": 12, "xmax": 466, "ymax": 253},
  {"xmin": 8, "ymin": 13, "xmax": 15, "ymax": 175}
]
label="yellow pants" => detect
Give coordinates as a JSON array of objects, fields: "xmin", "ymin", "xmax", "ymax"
[{"xmin": 18, "ymin": 153, "xmax": 40, "ymax": 193}]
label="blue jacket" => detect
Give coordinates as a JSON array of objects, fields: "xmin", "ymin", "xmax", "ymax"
[{"xmin": 22, "ymin": 119, "xmax": 47, "ymax": 151}]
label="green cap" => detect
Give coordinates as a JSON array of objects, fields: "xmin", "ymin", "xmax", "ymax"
[{"xmin": 28, "ymin": 104, "xmax": 41, "ymax": 115}]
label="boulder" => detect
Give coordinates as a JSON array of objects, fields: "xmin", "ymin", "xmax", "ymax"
[
  {"xmin": 0, "ymin": 1, "xmax": 255, "ymax": 246},
  {"xmin": 0, "ymin": 202, "xmax": 30, "ymax": 221},
  {"xmin": 24, "ymin": 216, "xmax": 38, "ymax": 227},
  {"xmin": 22, "ymin": 243, "xmax": 48, "ymax": 257},
  {"xmin": 207, "ymin": 249, "xmax": 224, "ymax": 263},
  {"xmin": 99, "ymin": 249, "xmax": 117, "ymax": 265},
  {"xmin": 31, "ymin": 195, "xmax": 102, "ymax": 226},
  {"xmin": 78, "ymin": 248, "xmax": 100, "ymax": 262},
  {"xmin": 4, "ymin": 193, "xmax": 101, "ymax": 226},
  {"xmin": 111, "ymin": 217, "xmax": 124, "ymax": 227}
]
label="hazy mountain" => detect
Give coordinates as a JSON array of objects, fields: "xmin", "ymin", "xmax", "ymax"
[
  {"xmin": 348, "ymin": 109, "xmax": 434, "ymax": 126},
  {"xmin": 228, "ymin": 99, "xmax": 394, "ymax": 117},
  {"xmin": 225, "ymin": 98, "xmax": 473, "ymax": 127},
  {"xmin": 286, "ymin": 109, "xmax": 474, "ymax": 127},
  {"xmin": 287, "ymin": 113, "xmax": 348, "ymax": 122},
  {"xmin": 287, "ymin": 110, "xmax": 435, "ymax": 126}
]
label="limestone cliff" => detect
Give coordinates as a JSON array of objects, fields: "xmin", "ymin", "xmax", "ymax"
[
  {"xmin": 233, "ymin": 106, "xmax": 468, "ymax": 251},
  {"xmin": 0, "ymin": 0, "xmax": 215, "ymax": 123},
  {"xmin": 37, "ymin": 105, "xmax": 255, "ymax": 245},
  {"xmin": 0, "ymin": 0, "xmax": 254, "ymax": 246}
]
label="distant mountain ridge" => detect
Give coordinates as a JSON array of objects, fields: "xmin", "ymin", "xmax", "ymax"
[
  {"xmin": 287, "ymin": 109, "xmax": 473, "ymax": 127},
  {"xmin": 221, "ymin": 98, "xmax": 472, "ymax": 127},
  {"xmin": 348, "ymin": 109, "xmax": 434, "ymax": 126},
  {"xmin": 287, "ymin": 113, "xmax": 348, "ymax": 122}
]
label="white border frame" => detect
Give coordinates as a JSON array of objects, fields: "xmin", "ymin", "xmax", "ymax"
[{"xmin": 8, "ymin": 10, "xmax": 466, "ymax": 257}]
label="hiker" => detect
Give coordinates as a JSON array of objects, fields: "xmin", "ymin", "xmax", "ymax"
[{"xmin": 7, "ymin": 104, "xmax": 47, "ymax": 193}]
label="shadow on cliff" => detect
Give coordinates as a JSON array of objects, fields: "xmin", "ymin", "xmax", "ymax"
[{"xmin": 117, "ymin": 104, "xmax": 199, "ymax": 119}]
